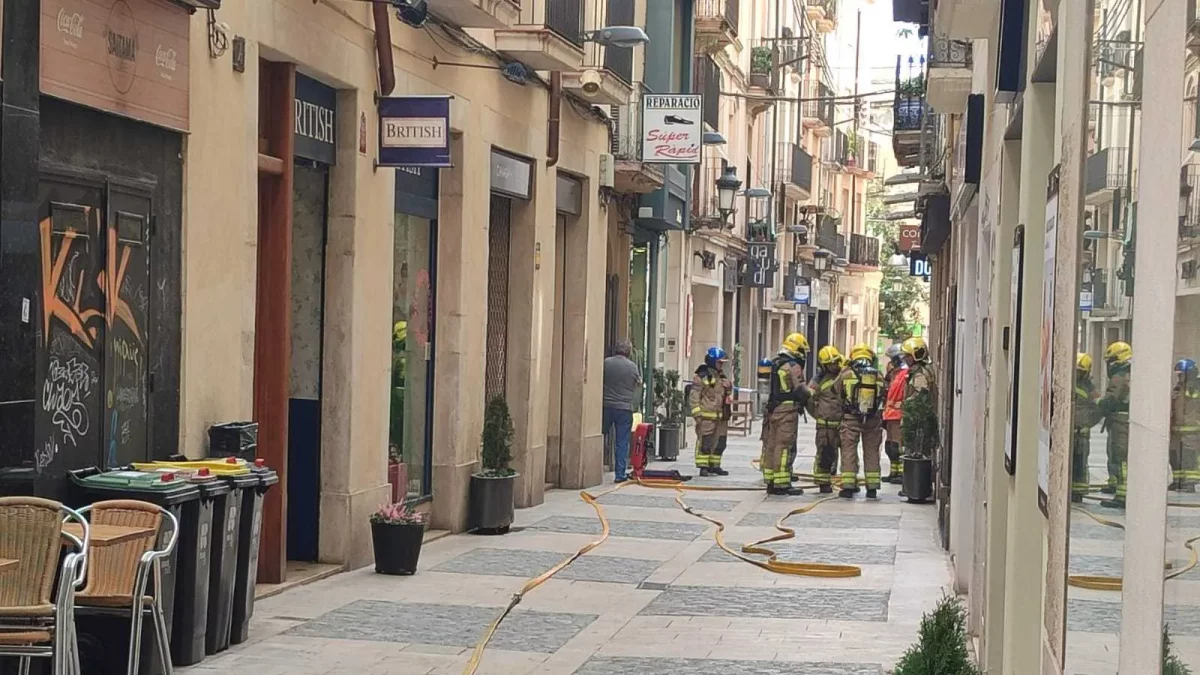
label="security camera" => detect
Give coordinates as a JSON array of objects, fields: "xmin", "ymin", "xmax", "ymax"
[{"xmin": 579, "ymin": 70, "xmax": 603, "ymax": 96}]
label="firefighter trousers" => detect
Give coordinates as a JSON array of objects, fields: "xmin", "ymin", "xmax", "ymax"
[
  {"xmin": 840, "ymin": 414, "xmax": 883, "ymax": 489},
  {"xmin": 1106, "ymin": 421, "xmax": 1129, "ymax": 495},
  {"xmin": 1170, "ymin": 431, "xmax": 1200, "ymax": 488},
  {"xmin": 884, "ymin": 421, "xmax": 903, "ymax": 478},
  {"xmin": 813, "ymin": 422, "xmax": 840, "ymax": 486},
  {"xmin": 695, "ymin": 419, "xmax": 728, "ymax": 469},
  {"xmin": 1071, "ymin": 429, "xmax": 1091, "ymax": 497},
  {"xmin": 762, "ymin": 408, "xmax": 798, "ymax": 487}
]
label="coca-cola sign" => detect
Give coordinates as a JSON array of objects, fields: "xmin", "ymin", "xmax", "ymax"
[{"xmin": 40, "ymin": 0, "xmax": 191, "ymax": 131}]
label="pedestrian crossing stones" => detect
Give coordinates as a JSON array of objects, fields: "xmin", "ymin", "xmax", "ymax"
[
  {"xmin": 432, "ymin": 547, "xmax": 663, "ymax": 584},
  {"xmin": 639, "ymin": 585, "xmax": 891, "ymax": 621},
  {"xmin": 573, "ymin": 657, "xmax": 884, "ymax": 675},
  {"xmin": 285, "ymin": 599, "xmax": 596, "ymax": 652},
  {"xmin": 528, "ymin": 515, "xmax": 711, "ymax": 540}
]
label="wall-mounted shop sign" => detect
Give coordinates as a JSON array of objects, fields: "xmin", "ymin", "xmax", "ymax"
[
  {"xmin": 491, "ymin": 149, "xmax": 533, "ymax": 200},
  {"xmin": 394, "ymin": 166, "xmax": 438, "ymax": 220},
  {"xmin": 641, "ymin": 94, "xmax": 702, "ymax": 164},
  {"xmin": 746, "ymin": 242, "xmax": 777, "ymax": 288},
  {"xmin": 294, "ymin": 73, "xmax": 337, "ymax": 165},
  {"xmin": 898, "ymin": 222, "xmax": 922, "ymax": 253},
  {"xmin": 793, "ymin": 277, "xmax": 812, "ymax": 305},
  {"xmin": 556, "ymin": 174, "xmax": 582, "ymax": 215},
  {"xmin": 40, "ymin": 0, "xmax": 192, "ymax": 131},
  {"xmin": 378, "ymin": 95, "xmax": 452, "ymax": 167},
  {"xmin": 909, "ymin": 253, "xmax": 931, "ymax": 280},
  {"xmin": 810, "ymin": 279, "xmax": 831, "ymax": 310}
]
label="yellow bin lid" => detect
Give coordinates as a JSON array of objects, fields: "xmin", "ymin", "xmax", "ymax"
[{"xmin": 133, "ymin": 458, "xmax": 251, "ymax": 476}]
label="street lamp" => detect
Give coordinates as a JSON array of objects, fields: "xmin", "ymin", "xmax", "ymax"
[
  {"xmin": 813, "ymin": 249, "xmax": 831, "ymax": 272},
  {"xmin": 716, "ymin": 166, "xmax": 742, "ymax": 222},
  {"xmin": 703, "ymin": 132, "xmax": 727, "ymax": 146},
  {"xmin": 888, "ymin": 252, "xmax": 909, "ymax": 267},
  {"xmin": 583, "ymin": 26, "xmax": 651, "ymax": 48}
]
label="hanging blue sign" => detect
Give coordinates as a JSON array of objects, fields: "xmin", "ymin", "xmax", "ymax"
[{"xmin": 378, "ymin": 96, "xmax": 452, "ymax": 167}]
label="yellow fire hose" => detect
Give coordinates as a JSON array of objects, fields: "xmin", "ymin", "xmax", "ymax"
[
  {"xmin": 1062, "ymin": 498, "xmax": 1200, "ymax": 591},
  {"xmin": 462, "ymin": 475, "xmax": 860, "ymax": 674}
]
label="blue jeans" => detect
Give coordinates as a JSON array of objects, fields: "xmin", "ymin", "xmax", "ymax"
[{"xmin": 603, "ymin": 407, "xmax": 634, "ymax": 480}]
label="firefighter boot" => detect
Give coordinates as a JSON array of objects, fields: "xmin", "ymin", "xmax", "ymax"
[
  {"xmin": 866, "ymin": 488, "xmax": 878, "ymax": 500},
  {"xmin": 710, "ymin": 467, "xmax": 729, "ymax": 476},
  {"xmin": 838, "ymin": 488, "xmax": 856, "ymax": 499},
  {"xmin": 819, "ymin": 484, "xmax": 833, "ymax": 494}
]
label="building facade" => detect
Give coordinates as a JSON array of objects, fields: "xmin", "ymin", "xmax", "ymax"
[{"xmin": 898, "ymin": 0, "xmax": 1200, "ymax": 670}]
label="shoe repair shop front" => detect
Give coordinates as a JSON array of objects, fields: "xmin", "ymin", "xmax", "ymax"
[{"xmin": 0, "ymin": 0, "xmax": 195, "ymax": 499}]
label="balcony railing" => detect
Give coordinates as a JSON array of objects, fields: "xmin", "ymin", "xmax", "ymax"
[
  {"xmin": 610, "ymin": 89, "xmax": 646, "ymax": 160},
  {"xmin": 1183, "ymin": 163, "xmax": 1200, "ymax": 240},
  {"xmin": 849, "ymin": 233, "xmax": 880, "ymax": 267},
  {"xmin": 603, "ymin": 0, "xmax": 634, "ymax": 84},
  {"xmin": 546, "ymin": 0, "xmax": 584, "ymax": 47},
  {"xmin": 692, "ymin": 155, "xmax": 726, "ymax": 221},
  {"xmin": 803, "ymin": 83, "xmax": 835, "ymax": 128},
  {"xmin": 928, "ymin": 34, "xmax": 972, "ymax": 69},
  {"xmin": 1084, "ymin": 146, "xmax": 1129, "ymax": 195},
  {"xmin": 748, "ymin": 41, "xmax": 781, "ymax": 92},
  {"xmin": 867, "ymin": 141, "xmax": 878, "ymax": 173},
  {"xmin": 694, "ymin": 55, "xmax": 721, "ymax": 129},
  {"xmin": 815, "ymin": 215, "xmax": 843, "ymax": 257},
  {"xmin": 696, "ymin": 0, "xmax": 740, "ymax": 35}
]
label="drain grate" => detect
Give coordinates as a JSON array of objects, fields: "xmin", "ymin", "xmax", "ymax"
[{"xmin": 637, "ymin": 581, "xmax": 670, "ymax": 591}]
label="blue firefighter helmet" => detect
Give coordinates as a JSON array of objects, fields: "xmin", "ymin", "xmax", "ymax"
[
  {"xmin": 1176, "ymin": 359, "xmax": 1197, "ymax": 374},
  {"xmin": 705, "ymin": 346, "xmax": 728, "ymax": 369}
]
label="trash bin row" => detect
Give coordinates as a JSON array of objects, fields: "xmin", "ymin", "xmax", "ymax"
[{"xmin": 56, "ymin": 458, "xmax": 276, "ymax": 674}]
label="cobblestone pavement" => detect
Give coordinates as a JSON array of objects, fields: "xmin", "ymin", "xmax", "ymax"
[{"xmin": 183, "ymin": 419, "xmax": 953, "ymax": 675}]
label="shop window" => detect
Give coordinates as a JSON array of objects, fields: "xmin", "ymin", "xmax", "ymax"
[{"xmin": 390, "ymin": 213, "xmax": 435, "ymax": 499}]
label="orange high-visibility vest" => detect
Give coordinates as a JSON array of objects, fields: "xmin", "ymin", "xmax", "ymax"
[{"xmin": 883, "ymin": 367, "xmax": 909, "ymax": 421}]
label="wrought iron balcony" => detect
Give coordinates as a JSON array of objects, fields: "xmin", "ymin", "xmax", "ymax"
[
  {"xmin": 603, "ymin": 0, "xmax": 634, "ymax": 84},
  {"xmin": 849, "ymin": 233, "xmax": 880, "ymax": 267},
  {"xmin": 748, "ymin": 42, "xmax": 781, "ymax": 93},
  {"xmin": 608, "ymin": 89, "xmax": 666, "ymax": 194},
  {"xmin": 814, "ymin": 215, "xmax": 843, "ymax": 258},
  {"xmin": 803, "ymin": 83, "xmax": 835, "ymax": 132},
  {"xmin": 1182, "ymin": 162, "xmax": 1200, "ymax": 241},
  {"xmin": 1084, "ymin": 146, "xmax": 1129, "ymax": 196},
  {"xmin": 695, "ymin": 0, "xmax": 740, "ymax": 49},
  {"xmin": 928, "ymin": 34, "xmax": 972, "ymax": 69},
  {"xmin": 806, "ymin": 0, "xmax": 837, "ymax": 32},
  {"xmin": 789, "ymin": 143, "xmax": 813, "ymax": 193},
  {"xmin": 893, "ymin": 54, "xmax": 927, "ymax": 169}
]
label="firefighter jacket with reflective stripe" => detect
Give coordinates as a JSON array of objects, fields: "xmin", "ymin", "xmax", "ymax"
[
  {"xmin": 1099, "ymin": 364, "xmax": 1131, "ymax": 424},
  {"xmin": 690, "ymin": 365, "xmax": 731, "ymax": 421},
  {"xmin": 883, "ymin": 365, "xmax": 909, "ymax": 421},
  {"xmin": 767, "ymin": 356, "xmax": 809, "ymax": 412},
  {"xmin": 1172, "ymin": 383, "xmax": 1200, "ymax": 433},
  {"xmin": 1074, "ymin": 376, "xmax": 1102, "ymax": 432},
  {"xmin": 836, "ymin": 364, "xmax": 883, "ymax": 418},
  {"xmin": 806, "ymin": 372, "xmax": 843, "ymax": 422}
]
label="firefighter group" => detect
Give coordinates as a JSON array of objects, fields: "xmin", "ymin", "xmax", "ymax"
[
  {"xmin": 687, "ymin": 334, "xmax": 937, "ymax": 498},
  {"xmin": 1072, "ymin": 341, "xmax": 1200, "ymax": 509}
]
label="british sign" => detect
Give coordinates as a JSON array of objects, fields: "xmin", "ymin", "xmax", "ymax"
[
  {"xmin": 378, "ymin": 95, "xmax": 452, "ymax": 168},
  {"xmin": 295, "ymin": 73, "xmax": 337, "ymax": 165},
  {"xmin": 641, "ymin": 94, "xmax": 702, "ymax": 164}
]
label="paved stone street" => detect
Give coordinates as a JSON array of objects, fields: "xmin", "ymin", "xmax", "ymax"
[{"xmin": 183, "ymin": 419, "xmax": 953, "ymax": 675}]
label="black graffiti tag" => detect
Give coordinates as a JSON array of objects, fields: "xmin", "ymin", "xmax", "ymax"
[{"xmin": 43, "ymin": 357, "xmax": 94, "ymax": 446}]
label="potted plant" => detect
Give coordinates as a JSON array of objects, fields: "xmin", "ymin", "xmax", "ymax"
[
  {"xmin": 469, "ymin": 395, "xmax": 519, "ymax": 534},
  {"xmin": 901, "ymin": 388, "xmax": 938, "ymax": 503},
  {"xmin": 844, "ymin": 135, "xmax": 859, "ymax": 167},
  {"xmin": 750, "ymin": 46, "xmax": 773, "ymax": 88},
  {"xmin": 653, "ymin": 369, "xmax": 685, "ymax": 461},
  {"xmin": 369, "ymin": 502, "xmax": 427, "ymax": 575},
  {"xmin": 893, "ymin": 595, "xmax": 980, "ymax": 675},
  {"xmin": 898, "ymin": 74, "xmax": 926, "ymax": 98}
]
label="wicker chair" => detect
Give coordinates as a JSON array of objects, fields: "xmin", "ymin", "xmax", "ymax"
[
  {"xmin": 75, "ymin": 500, "xmax": 177, "ymax": 675},
  {"xmin": 0, "ymin": 496, "xmax": 89, "ymax": 675}
]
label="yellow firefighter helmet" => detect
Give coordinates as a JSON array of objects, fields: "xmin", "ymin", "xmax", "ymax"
[
  {"xmin": 901, "ymin": 336, "xmax": 929, "ymax": 361},
  {"xmin": 817, "ymin": 345, "xmax": 842, "ymax": 366},
  {"xmin": 781, "ymin": 332, "xmax": 810, "ymax": 358},
  {"xmin": 1104, "ymin": 341, "xmax": 1132, "ymax": 365},
  {"xmin": 849, "ymin": 343, "xmax": 875, "ymax": 362},
  {"xmin": 1076, "ymin": 353, "xmax": 1093, "ymax": 373}
]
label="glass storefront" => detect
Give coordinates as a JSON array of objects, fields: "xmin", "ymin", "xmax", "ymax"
[{"xmin": 390, "ymin": 168, "xmax": 438, "ymax": 500}]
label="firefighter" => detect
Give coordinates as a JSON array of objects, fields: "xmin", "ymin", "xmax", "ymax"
[
  {"xmin": 837, "ymin": 343, "xmax": 885, "ymax": 499},
  {"xmin": 761, "ymin": 333, "xmax": 811, "ymax": 495},
  {"xmin": 901, "ymin": 337, "xmax": 939, "ymax": 461},
  {"xmin": 1171, "ymin": 358, "xmax": 1200, "ymax": 492},
  {"xmin": 691, "ymin": 347, "xmax": 733, "ymax": 477},
  {"xmin": 882, "ymin": 343, "xmax": 909, "ymax": 486},
  {"xmin": 806, "ymin": 346, "xmax": 844, "ymax": 494},
  {"xmin": 1072, "ymin": 353, "xmax": 1102, "ymax": 502},
  {"xmin": 1098, "ymin": 340, "xmax": 1132, "ymax": 508}
]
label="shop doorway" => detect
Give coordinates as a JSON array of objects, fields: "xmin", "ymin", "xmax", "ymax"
[
  {"xmin": 286, "ymin": 160, "xmax": 329, "ymax": 562},
  {"xmin": 548, "ymin": 213, "xmax": 569, "ymax": 484},
  {"xmin": 486, "ymin": 195, "xmax": 513, "ymax": 400}
]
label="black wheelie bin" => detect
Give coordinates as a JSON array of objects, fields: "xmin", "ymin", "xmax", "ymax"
[{"xmin": 230, "ymin": 461, "xmax": 279, "ymax": 644}]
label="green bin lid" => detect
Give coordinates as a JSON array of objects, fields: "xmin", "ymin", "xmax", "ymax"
[{"xmin": 70, "ymin": 469, "xmax": 201, "ymax": 505}]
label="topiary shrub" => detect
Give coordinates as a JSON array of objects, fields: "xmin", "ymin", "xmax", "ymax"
[
  {"xmin": 892, "ymin": 595, "xmax": 980, "ymax": 675},
  {"xmin": 480, "ymin": 395, "xmax": 516, "ymax": 477},
  {"xmin": 902, "ymin": 389, "xmax": 938, "ymax": 458}
]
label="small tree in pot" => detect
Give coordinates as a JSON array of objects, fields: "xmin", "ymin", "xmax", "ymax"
[
  {"xmin": 370, "ymin": 502, "xmax": 427, "ymax": 575},
  {"xmin": 469, "ymin": 395, "xmax": 519, "ymax": 534},
  {"xmin": 901, "ymin": 389, "xmax": 938, "ymax": 503},
  {"xmin": 653, "ymin": 369, "xmax": 686, "ymax": 461}
]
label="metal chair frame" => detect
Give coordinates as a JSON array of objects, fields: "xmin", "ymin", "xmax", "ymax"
[
  {"xmin": 0, "ymin": 500, "xmax": 90, "ymax": 675},
  {"xmin": 74, "ymin": 503, "xmax": 178, "ymax": 675}
]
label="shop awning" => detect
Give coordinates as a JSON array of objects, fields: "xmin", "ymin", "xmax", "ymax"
[{"xmin": 921, "ymin": 193, "xmax": 952, "ymax": 255}]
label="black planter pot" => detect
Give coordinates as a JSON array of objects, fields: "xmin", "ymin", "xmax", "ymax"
[
  {"xmin": 469, "ymin": 472, "xmax": 518, "ymax": 534},
  {"xmin": 903, "ymin": 455, "xmax": 934, "ymax": 503},
  {"xmin": 658, "ymin": 426, "xmax": 681, "ymax": 461},
  {"xmin": 371, "ymin": 521, "xmax": 425, "ymax": 575}
]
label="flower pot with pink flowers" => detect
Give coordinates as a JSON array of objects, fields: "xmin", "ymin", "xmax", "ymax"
[{"xmin": 369, "ymin": 502, "xmax": 428, "ymax": 575}]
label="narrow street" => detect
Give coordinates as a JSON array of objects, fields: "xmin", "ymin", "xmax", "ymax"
[{"xmin": 185, "ymin": 420, "xmax": 953, "ymax": 675}]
